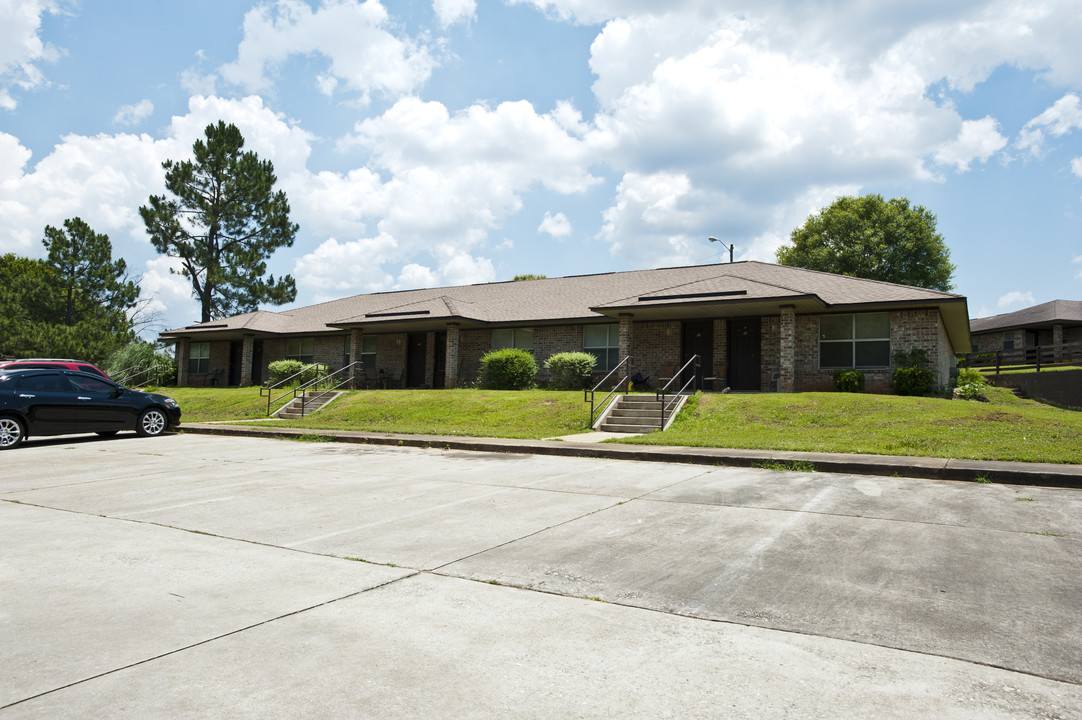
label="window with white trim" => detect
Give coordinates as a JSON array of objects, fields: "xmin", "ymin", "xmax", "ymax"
[
  {"xmin": 286, "ymin": 338, "xmax": 315, "ymax": 364},
  {"xmin": 584, "ymin": 324, "xmax": 619, "ymax": 372},
  {"xmin": 188, "ymin": 342, "xmax": 210, "ymax": 375},
  {"xmin": 819, "ymin": 313, "xmax": 890, "ymax": 368},
  {"xmin": 491, "ymin": 328, "xmax": 534, "ymax": 351}
]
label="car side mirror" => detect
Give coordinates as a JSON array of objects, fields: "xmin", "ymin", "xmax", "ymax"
[{"xmin": 112, "ymin": 388, "xmax": 125, "ymax": 399}]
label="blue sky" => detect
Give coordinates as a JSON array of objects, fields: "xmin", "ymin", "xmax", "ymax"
[{"xmin": 1, "ymin": 0, "xmax": 1080, "ymax": 336}]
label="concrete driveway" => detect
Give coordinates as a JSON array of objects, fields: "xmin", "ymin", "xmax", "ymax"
[{"xmin": 1, "ymin": 433, "xmax": 1080, "ymax": 718}]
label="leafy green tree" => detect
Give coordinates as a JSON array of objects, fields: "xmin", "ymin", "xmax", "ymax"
[
  {"xmin": 513, "ymin": 274, "xmax": 546, "ymax": 281},
  {"xmin": 140, "ymin": 120, "xmax": 298, "ymax": 323},
  {"xmin": 1, "ymin": 219, "xmax": 138, "ymax": 362},
  {"xmin": 43, "ymin": 217, "xmax": 139, "ymax": 326},
  {"xmin": 777, "ymin": 194, "xmax": 956, "ymax": 291}
]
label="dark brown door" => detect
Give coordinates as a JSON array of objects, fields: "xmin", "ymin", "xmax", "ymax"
[
  {"xmin": 728, "ymin": 317, "xmax": 761, "ymax": 391},
  {"xmin": 228, "ymin": 341, "xmax": 242, "ymax": 386},
  {"xmin": 406, "ymin": 333, "xmax": 427, "ymax": 388},
  {"xmin": 681, "ymin": 321, "xmax": 713, "ymax": 391},
  {"xmin": 251, "ymin": 340, "xmax": 264, "ymax": 386}
]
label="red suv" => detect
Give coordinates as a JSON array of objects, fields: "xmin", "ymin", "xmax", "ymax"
[{"xmin": 0, "ymin": 358, "xmax": 110, "ymax": 379}]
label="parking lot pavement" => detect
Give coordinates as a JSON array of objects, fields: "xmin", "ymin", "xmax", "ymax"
[{"xmin": 2, "ymin": 434, "xmax": 1080, "ymax": 718}]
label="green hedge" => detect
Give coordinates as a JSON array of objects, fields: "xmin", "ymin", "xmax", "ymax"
[
  {"xmin": 892, "ymin": 349, "xmax": 935, "ymax": 396},
  {"xmin": 268, "ymin": 360, "xmax": 328, "ymax": 387},
  {"xmin": 544, "ymin": 351, "xmax": 597, "ymax": 390},
  {"xmin": 833, "ymin": 368, "xmax": 865, "ymax": 393},
  {"xmin": 478, "ymin": 348, "xmax": 538, "ymax": 390}
]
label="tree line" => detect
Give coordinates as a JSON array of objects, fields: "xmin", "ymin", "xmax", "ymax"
[{"xmin": 2, "ymin": 121, "xmax": 298, "ymax": 369}]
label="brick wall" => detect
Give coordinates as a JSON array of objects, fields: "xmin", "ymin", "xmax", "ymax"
[
  {"xmin": 792, "ymin": 309, "xmax": 948, "ymax": 393},
  {"xmin": 459, "ymin": 329, "xmax": 491, "ymax": 385},
  {"xmin": 630, "ymin": 321, "xmax": 682, "ymax": 381}
]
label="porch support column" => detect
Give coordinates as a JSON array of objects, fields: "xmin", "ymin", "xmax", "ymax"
[
  {"xmin": 445, "ymin": 323, "xmax": 461, "ymax": 388},
  {"xmin": 349, "ymin": 328, "xmax": 362, "ymax": 387},
  {"xmin": 240, "ymin": 334, "xmax": 254, "ymax": 386},
  {"xmin": 618, "ymin": 313, "xmax": 634, "ymax": 365},
  {"xmin": 779, "ymin": 305, "xmax": 795, "ymax": 393},
  {"xmin": 175, "ymin": 338, "xmax": 190, "ymax": 386},
  {"xmin": 1053, "ymin": 323, "xmax": 1064, "ymax": 362}
]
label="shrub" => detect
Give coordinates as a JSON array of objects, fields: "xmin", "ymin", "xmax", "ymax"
[
  {"xmin": 544, "ymin": 351, "xmax": 597, "ymax": 390},
  {"xmin": 952, "ymin": 367, "xmax": 989, "ymax": 401},
  {"xmin": 268, "ymin": 360, "xmax": 329, "ymax": 387},
  {"xmin": 478, "ymin": 348, "xmax": 538, "ymax": 390},
  {"xmin": 105, "ymin": 341, "xmax": 177, "ymax": 386},
  {"xmin": 833, "ymin": 368, "xmax": 865, "ymax": 393},
  {"xmin": 891, "ymin": 348, "xmax": 935, "ymax": 396}
]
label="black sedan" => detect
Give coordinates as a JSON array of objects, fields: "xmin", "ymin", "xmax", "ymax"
[{"xmin": 0, "ymin": 368, "xmax": 182, "ymax": 449}]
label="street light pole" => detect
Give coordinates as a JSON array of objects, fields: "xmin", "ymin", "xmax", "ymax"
[{"xmin": 708, "ymin": 237, "xmax": 734, "ymax": 263}]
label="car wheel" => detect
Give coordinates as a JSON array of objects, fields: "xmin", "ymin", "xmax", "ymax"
[
  {"xmin": 0, "ymin": 415, "xmax": 26, "ymax": 450},
  {"xmin": 136, "ymin": 408, "xmax": 168, "ymax": 437}
]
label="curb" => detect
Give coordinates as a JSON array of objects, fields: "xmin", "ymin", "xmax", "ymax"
[{"xmin": 179, "ymin": 423, "xmax": 1082, "ymax": 489}]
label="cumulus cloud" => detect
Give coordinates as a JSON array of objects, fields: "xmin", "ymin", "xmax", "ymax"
[
  {"xmin": 538, "ymin": 211, "xmax": 571, "ymax": 238},
  {"xmin": 113, "ymin": 99, "xmax": 154, "ymax": 127},
  {"xmin": 0, "ymin": 0, "xmax": 66, "ymax": 110},
  {"xmin": 218, "ymin": 0, "xmax": 435, "ymax": 104},
  {"xmin": 433, "ymin": 0, "xmax": 476, "ymax": 28},
  {"xmin": 1072, "ymin": 157, "xmax": 1082, "ymax": 177},
  {"xmin": 598, "ymin": 171, "xmax": 709, "ymax": 265},
  {"xmin": 139, "ymin": 255, "xmax": 200, "ymax": 328},
  {"xmin": 934, "ymin": 117, "xmax": 1008, "ymax": 171},
  {"xmin": 998, "ymin": 290, "xmax": 1035, "ymax": 309},
  {"xmin": 1017, "ymin": 94, "xmax": 1082, "ymax": 156}
]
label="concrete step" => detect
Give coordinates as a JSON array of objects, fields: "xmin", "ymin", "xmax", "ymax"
[
  {"xmin": 599, "ymin": 422, "xmax": 659, "ymax": 433},
  {"xmin": 276, "ymin": 391, "xmax": 342, "ymax": 419},
  {"xmin": 609, "ymin": 408, "xmax": 666, "ymax": 419}
]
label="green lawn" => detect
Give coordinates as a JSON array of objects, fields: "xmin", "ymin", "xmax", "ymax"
[
  {"xmin": 619, "ymin": 387, "xmax": 1082, "ymax": 464},
  {"xmin": 159, "ymin": 385, "xmax": 1082, "ymax": 464}
]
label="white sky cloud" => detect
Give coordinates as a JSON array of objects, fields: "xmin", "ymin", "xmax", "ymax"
[
  {"xmin": 998, "ymin": 290, "xmax": 1036, "ymax": 309},
  {"xmin": 538, "ymin": 211, "xmax": 571, "ymax": 238},
  {"xmin": 934, "ymin": 117, "xmax": 1008, "ymax": 172},
  {"xmin": 433, "ymin": 0, "xmax": 476, "ymax": 28},
  {"xmin": 1017, "ymin": 94, "xmax": 1082, "ymax": 156},
  {"xmin": 218, "ymin": 0, "xmax": 435, "ymax": 104},
  {"xmin": 0, "ymin": 0, "xmax": 65, "ymax": 110},
  {"xmin": 113, "ymin": 99, "xmax": 154, "ymax": 126},
  {"xmin": 138, "ymin": 255, "xmax": 199, "ymax": 326},
  {"xmin": 3, "ymin": 0, "xmax": 1082, "ymax": 331}
]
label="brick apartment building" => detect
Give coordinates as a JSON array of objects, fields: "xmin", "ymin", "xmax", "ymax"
[{"xmin": 160, "ymin": 261, "xmax": 971, "ymax": 394}]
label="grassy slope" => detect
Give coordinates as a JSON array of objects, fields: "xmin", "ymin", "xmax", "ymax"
[
  {"xmin": 161, "ymin": 385, "xmax": 1082, "ymax": 464},
  {"xmin": 619, "ymin": 387, "xmax": 1082, "ymax": 464}
]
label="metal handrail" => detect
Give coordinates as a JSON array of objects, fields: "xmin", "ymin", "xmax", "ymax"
[
  {"xmin": 261, "ymin": 362, "xmax": 328, "ymax": 416},
  {"xmin": 584, "ymin": 356, "xmax": 633, "ymax": 427},
  {"xmin": 289, "ymin": 362, "xmax": 363, "ymax": 418},
  {"xmin": 656, "ymin": 355, "xmax": 700, "ymax": 430}
]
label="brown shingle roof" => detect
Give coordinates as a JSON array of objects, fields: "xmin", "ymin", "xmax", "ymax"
[{"xmin": 162, "ymin": 261, "xmax": 970, "ymax": 348}]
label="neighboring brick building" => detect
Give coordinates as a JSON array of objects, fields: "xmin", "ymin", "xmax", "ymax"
[
  {"xmin": 161, "ymin": 261, "xmax": 971, "ymax": 393},
  {"xmin": 970, "ymin": 300, "xmax": 1082, "ymax": 355}
]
